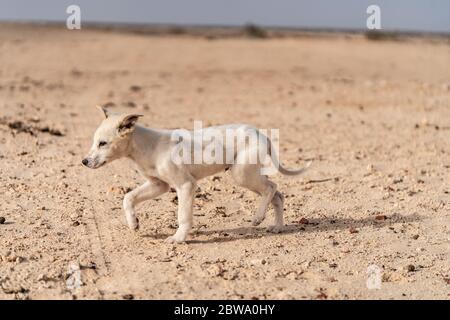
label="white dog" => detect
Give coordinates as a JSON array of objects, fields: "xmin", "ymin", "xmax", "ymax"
[{"xmin": 82, "ymin": 107, "xmax": 310, "ymax": 243}]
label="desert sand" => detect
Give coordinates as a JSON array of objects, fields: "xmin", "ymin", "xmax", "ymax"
[{"xmin": 0, "ymin": 23, "xmax": 449, "ymax": 299}]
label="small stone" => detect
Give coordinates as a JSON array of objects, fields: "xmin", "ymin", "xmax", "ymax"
[
  {"xmin": 382, "ymin": 271, "xmax": 406, "ymax": 282},
  {"xmin": 206, "ymin": 264, "xmax": 224, "ymax": 277},
  {"xmin": 108, "ymin": 186, "xmax": 130, "ymax": 195},
  {"xmin": 215, "ymin": 206, "xmax": 227, "ymax": 217},
  {"xmin": 298, "ymin": 218, "xmax": 309, "ymax": 225},
  {"xmin": 349, "ymin": 227, "xmax": 358, "ymax": 234},
  {"xmin": 250, "ymin": 259, "xmax": 266, "ymax": 266},
  {"xmin": 122, "ymin": 294, "xmax": 134, "ymax": 300},
  {"xmin": 316, "ymin": 291, "xmax": 328, "ymax": 299},
  {"xmin": 328, "ymin": 277, "xmax": 338, "ymax": 282},
  {"xmin": 129, "ymin": 85, "xmax": 141, "ymax": 92},
  {"xmin": 405, "ymin": 264, "xmax": 415, "ymax": 272},
  {"xmin": 72, "ymin": 221, "xmax": 80, "ymax": 227},
  {"xmin": 412, "ymin": 234, "xmax": 419, "ymax": 240},
  {"xmin": 0, "ymin": 217, "xmax": 5, "ymax": 224},
  {"xmin": 329, "ymin": 263, "xmax": 338, "ymax": 268},
  {"xmin": 71, "ymin": 69, "xmax": 83, "ymax": 77},
  {"xmin": 375, "ymin": 215, "xmax": 387, "ymax": 221}
]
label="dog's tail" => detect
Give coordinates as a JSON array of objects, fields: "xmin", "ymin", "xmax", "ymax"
[{"xmin": 268, "ymin": 142, "xmax": 312, "ymax": 176}]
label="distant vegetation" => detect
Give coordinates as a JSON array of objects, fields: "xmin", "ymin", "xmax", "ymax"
[
  {"xmin": 365, "ymin": 30, "xmax": 401, "ymax": 41},
  {"xmin": 243, "ymin": 23, "xmax": 268, "ymax": 38},
  {"xmin": 8, "ymin": 21, "xmax": 447, "ymax": 42},
  {"xmin": 167, "ymin": 26, "xmax": 186, "ymax": 35}
]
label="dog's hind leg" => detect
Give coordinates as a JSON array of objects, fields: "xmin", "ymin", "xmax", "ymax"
[
  {"xmin": 230, "ymin": 163, "xmax": 277, "ymax": 227},
  {"xmin": 267, "ymin": 191, "xmax": 284, "ymax": 233},
  {"xmin": 250, "ymin": 179, "xmax": 277, "ymax": 226},
  {"xmin": 123, "ymin": 178, "xmax": 169, "ymax": 230}
]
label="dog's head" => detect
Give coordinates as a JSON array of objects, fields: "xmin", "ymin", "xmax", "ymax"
[{"xmin": 82, "ymin": 106, "xmax": 143, "ymax": 169}]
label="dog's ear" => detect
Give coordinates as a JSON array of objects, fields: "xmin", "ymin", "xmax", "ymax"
[
  {"xmin": 96, "ymin": 105, "xmax": 110, "ymax": 118},
  {"xmin": 117, "ymin": 114, "xmax": 143, "ymax": 135}
]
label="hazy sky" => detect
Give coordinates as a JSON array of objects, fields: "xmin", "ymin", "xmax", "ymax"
[{"xmin": 0, "ymin": 0, "xmax": 449, "ymax": 33}]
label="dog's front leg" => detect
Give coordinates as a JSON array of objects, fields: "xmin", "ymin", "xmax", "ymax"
[
  {"xmin": 123, "ymin": 179, "xmax": 169, "ymax": 230},
  {"xmin": 166, "ymin": 181, "xmax": 196, "ymax": 243}
]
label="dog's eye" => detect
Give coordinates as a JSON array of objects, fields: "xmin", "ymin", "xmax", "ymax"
[{"xmin": 98, "ymin": 141, "xmax": 107, "ymax": 147}]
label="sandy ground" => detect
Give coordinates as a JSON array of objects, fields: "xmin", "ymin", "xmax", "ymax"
[{"xmin": 0, "ymin": 24, "xmax": 449, "ymax": 300}]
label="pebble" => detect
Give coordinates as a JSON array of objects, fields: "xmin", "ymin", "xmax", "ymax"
[
  {"xmin": 108, "ymin": 186, "xmax": 131, "ymax": 195},
  {"xmin": 250, "ymin": 259, "xmax": 267, "ymax": 266},
  {"xmin": 349, "ymin": 227, "xmax": 358, "ymax": 234},
  {"xmin": 405, "ymin": 264, "xmax": 415, "ymax": 272},
  {"xmin": 122, "ymin": 294, "xmax": 134, "ymax": 300},
  {"xmin": 412, "ymin": 234, "xmax": 419, "ymax": 240},
  {"xmin": 0, "ymin": 217, "xmax": 5, "ymax": 224},
  {"xmin": 298, "ymin": 218, "xmax": 309, "ymax": 225},
  {"xmin": 129, "ymin": 85, "xmax": 141, "ymax": 92}
]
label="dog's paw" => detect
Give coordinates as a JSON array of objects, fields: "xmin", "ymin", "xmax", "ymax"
[
  {"xmin": 128, "ymin": 218, "xmax": 139, "ymax": 231},
  {"xmin": 165, "ymin": 234, "xmax": 186, "ymax": 244},
  {"xmin": 251, "ymin": 216, "xmax": 265, "ymax": 226},
  {"xmin": 266, "ymin": 225, "xmax": 284, "ymax": 233}
]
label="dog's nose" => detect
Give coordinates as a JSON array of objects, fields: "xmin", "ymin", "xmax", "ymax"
[{"xmin": 82, "ymin": 158, "xmax": 89, "ymax": 166}]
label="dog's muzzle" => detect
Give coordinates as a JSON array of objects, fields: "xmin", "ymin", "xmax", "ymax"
[{"xmin": 82, "ymin": 157, "xmax": 106, "ymax": 169}]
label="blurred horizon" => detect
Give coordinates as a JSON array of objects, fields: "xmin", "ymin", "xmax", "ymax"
[{"xmin": 0, "ymin": 0, "xmax": 449, "ymax": 34}]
